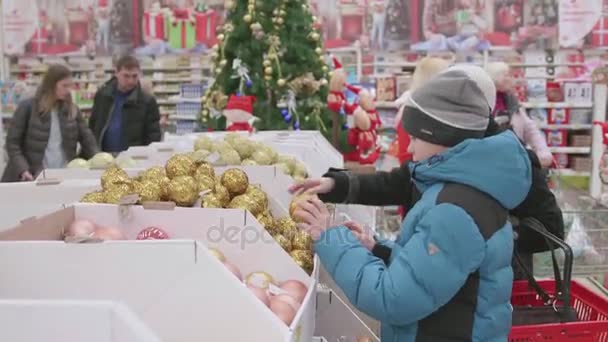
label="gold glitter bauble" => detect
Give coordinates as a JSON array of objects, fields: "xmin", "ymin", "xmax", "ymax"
[
  {"xmin": 221, "ymin": 168, "xmax": 249, "ymax": 196},
  {"xmin": 214, "ymin": 183, "xmax": 230, "ymax": 206},
  {"xmin": 274, "ymin": 234, "xmax": 293, "ymax": 252},
  {"xmin": 246, "ymin": 185, "xmax": 268, "ymax": 210},
  {"xmin": 264, "ymin": 66, "xmax": 273, "ymax": 75},
  {"xmin": 201, "ymin": 193, "xmax": 223, "ymax": 208},
  {"xmin": 196, "ymin": 174, "xmax": 216, "ymax": 193},
  {"xmin": 290, "ymin": 250, "xmax": 314, "ymax": 274},
  {"xmin": 104, "ymin": 185, "xmax": 132, "ymax": 204},
  {"xmin": 277, "ymin": 78, "xmax": 286, "ymax": 87},
  {"xmin": 292, "ymin": 231, "xmax": 313, "ymax": 251},
  {"xmin": 228, "ymin": 194, "xmax": 262, "ymax": 216},
  {"xmin": 257, "ymin": 213, "xmax": 277, "ymax": 234},
  {"xmin": 194, "ymin": 162, "xmax": 215, "ymax": 179},
  {"xmin": 140, "ymin": 166, "xmax": 165, "ymax": 180},
  {"xmin": 289, "ymin": 193, "xmax": 316, "ymax": 222},
  {"xmin": 168, "ymin": 176, "xmax": 199, "ymax": 207},
  {"xmin": 80, "ymin": 191, "xmax": 105, "ymax": 203},
  {"xmin": 139, "ymin": 180, "xmax": 162, "ymax": 202},
  {"xmin": 165, "ymin": 154, "xmax": 196, "ymax": 179},
  {"xmin": 131, "ymin": 180, "xmax": 144, "ymax": 196},
  {"xmin": 275, "ymin": 217, "xmax": 298, "ymax": 239},
  {"xmin": 158, "ymin": 176, "xmax": 171, "ymax": 201},
  {"xmin": 101, "ymin": 165, "xmax": 129, "ymax": 190},
  {"xmin": 243, "ymin": 14, "xmax": 252, "ymax": 22}
]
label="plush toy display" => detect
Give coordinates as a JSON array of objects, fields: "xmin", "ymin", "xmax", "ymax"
[
  {"xmin": 223, "ymin": 94, "xmax": 257, "ymax": 132},
  {"xmin": 343, "ymin": 88, "xmax": 382, "ymax": 165}
]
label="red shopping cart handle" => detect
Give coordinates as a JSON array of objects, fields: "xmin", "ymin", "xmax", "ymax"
[{"xmin": 593, "ymin": 121, "xmax": 608, "ymax": 146}]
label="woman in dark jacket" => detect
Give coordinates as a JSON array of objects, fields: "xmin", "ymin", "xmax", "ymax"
[
  {"xmin": 2, "ymin": 64, "xmax": 98, "ymax": 182},
  {"xmin": 290, "ymin": 118, "xmax": 564, "ymax": 278}
]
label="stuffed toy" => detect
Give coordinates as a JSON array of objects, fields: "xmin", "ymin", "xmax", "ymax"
[
  {"xmin": 343, "ymin": 88, "xmax": 382, "ymax": 164},
  {"xmin": 326, "ymin": 57, "xmax": 357, "ymax": 115},
  {"xmin": 223, "ymin": 94, "xmax": 257, "ymax": 132}
]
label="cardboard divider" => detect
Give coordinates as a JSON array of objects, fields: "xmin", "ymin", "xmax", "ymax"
[
  {"xmin": 0, "ymin": 204, "xmax": 318, "ymax": 342},
  {"xmin": 0, "ymin": 299, "xmax": 161, "ymax": 342},
  {"xmin": 34, "ymin": 168, "xmax": 144, "ymax": 181}
]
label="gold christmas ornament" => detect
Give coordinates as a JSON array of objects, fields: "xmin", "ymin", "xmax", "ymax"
[
  {"xmin": 257, "ymin": 213, "xmax": 276, "ymax": 234},
  {"xmin": 263, "ymin": 60, "xmax": 271, "ymax": 67},
  {"xmin": 315, "ymin": 47, "xmax": 323, "ymax": 55},
  {"xmin": 250, "ymin": 22, "xmax": 262, "ymax": 31},
  {"xmin": 275, "ymin": 217, "xmax": 298, "ymax": 239},
  {"xmin": 215, "ymin": 68, "xmax": 222, "ymax": 74},
  {"xmin": 292, "ymin": 231, "xmax": 313, "ymax": 251},
  {"xmin": 246, "ymin": 185, "xmax": 268, "ymax": 210},
  {"xmin": 168, "ymin": 176, "xmax": 199, "ymax": 207},
  {"xmin": 268, "ymin": 52, "xmax": 277, "ymax": 59},
  {"xmin": 277, "ymin": 78, "xmax": 286, "ymax": 87},
  {"xmin": 219, "ymin": 59, "xmax": 227, "ymax": 67},
  {"xmin": 101, "ymin": 165, "xmax": 129, "ymax": 190},
  {"xmin": 228, "ymin": 194, "xmax": 261, "ymax": 216},
  {"xmin": 277, "ymin": 17, "xmax": 284, "ymax": 25},
  {"xmin": 81, "ymin": 191, "xmax": 105, "ymax": 203},
  {"xmin": 273, "ymin": 9, "xmax": 279, "ymax": 16},
  {"xmin": 311, "ymin": 32, "xmax": 320, "ymax": 41},
  {"xmin": 217, "ymin": 33, "xmax": 225, "ymax": 41},
  {"xmin": 264, "ymin": 67, "xmax": 273, "ymax": 75},
  {"xmin": 318, "ymin": 55, "xmax": 325, "ymax": 62},
  {"xmin": 290, "ymin": 250, "xmax": 314, "ymax": 274},
  {"xmin": 194, "ymin": 162, "xmax": 215, "ymax": 179},
  {"xmin": 165, "ymin": 154, "xmax": 196, "ymax": 179},
  {"xmin": 243, "ymin": 14, "xmax": 252, "ymax": 23},
  {"xmin": 312, "ymin": 15, "xmax": 318, "ymax": 22},
  {"xmin": 158, "ymin": 176, "xmax": 171, "ymax": 201},
  {"xmin": 139, "ymin": 180, "xmax": 163, "ymax": 202},
  {"xmin": 247, "ymin": 4, "xmax": 254, "ymax": 11},
  {"xmin": 196, "ymin": 174, "xmax": 216, "ymax": 193},
  {"xmin": 322, "ymin": 65, "xmax": 329, "ymax": 72},
  {"xmin": 221, "ymin": 168, "xmax": 249, "ymax": 196},
  {"xmin": 264, "ymin": 75, "xmax": 272, "ymax": 81},
  {"xmin": 320, "ymin": 78, "xmax": 328, "ymax": 86},
  {"xmin": 201, "ymin": 193, "xmax": 223, "ymax": 208},
  {"xmin": 280, "ymin": 9, "xmax": 286, "ymax": 16},
  {"xmin": 103, "ymin": 184, "xmax": 132, "ymax": 204},
  {"xmin": 289, "ymin": 193, "xmax": 316, "ymax": 219},
  {"xmin": 274, "ymin": 234, "xmax": 293, "ymax": 252},
  {"xmin": 214, "ymin": 183, "xmax": 231, "ymax": 206}
]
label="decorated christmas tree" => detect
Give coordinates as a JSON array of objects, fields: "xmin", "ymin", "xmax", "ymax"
[{"xmin": 201, "ymin": 0, "xmax": 345, "ymax": 147}]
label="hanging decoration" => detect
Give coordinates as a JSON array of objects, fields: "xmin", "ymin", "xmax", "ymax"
[{"xmin": 231, "ymin": 58, "xmax": 252, "ymax": 95}]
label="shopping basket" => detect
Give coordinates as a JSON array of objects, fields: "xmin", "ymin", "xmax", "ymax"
[{"xmin": 509, "ymin": 218, "xmax": 608, "ymax": 341}]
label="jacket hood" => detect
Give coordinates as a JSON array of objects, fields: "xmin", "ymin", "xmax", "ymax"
[{"xmin": 409, "ymin": 130, "xmax": 531, "ymax": 209}]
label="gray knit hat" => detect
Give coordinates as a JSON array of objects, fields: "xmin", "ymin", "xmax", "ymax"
[{"xmin": 402, "ymin": 64, "xmax": 496, "ymax": 147}]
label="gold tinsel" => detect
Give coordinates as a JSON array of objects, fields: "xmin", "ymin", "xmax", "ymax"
[
  {"xmin": 101, "ymin": 165, "xmax": 130, "ymax": 190},
  {"xmin": 165, "ymin": 154, "xmax": 196, "ymax": 179},
  {"xmin": 292, "ymin": 231, "xmax": 313, "ymax": 251},
  {"xmin": 81, "ymin": 191, "xmax": 105, "ymax": 203},
  {"xmin": 274, "ymin": 234, "xmax": 293, "ymax": 252},
  {"xmin": 288, "ymin": 72, "xmax": 321, "ymax": 96},
  {"xmin": 290, "ymin": 250, "xmax": 314, "ymax": 274},
  {"xmin": 167, "ymin": 176, "xmax": 199, "ymax": 206},
  {"xmin": 221, "ymin": 168, "xmax": 249, "ymax": 196}
]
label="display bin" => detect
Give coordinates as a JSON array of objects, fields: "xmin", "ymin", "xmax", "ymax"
[
  {"xmin": 0, "ymin": 299, "xmax": 161, "ymax": 342},
  {"xmin": 0, "ymin": 203, "xmax": 319, "ymax": 342},
  {"xmin": 509, "ymin": 279, "xmax": 608, "ymax": 341},
  {"xmin": 0, "ymin": 179, "xmax": 99, "ymax": 230}
]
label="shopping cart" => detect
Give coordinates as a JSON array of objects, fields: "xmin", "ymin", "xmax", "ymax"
[{"xmin": 509, "ymin": 218, "xmax": 608, "ymax": 341}]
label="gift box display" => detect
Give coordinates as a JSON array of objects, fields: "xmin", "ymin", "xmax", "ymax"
[
  {"xmin": 195, "ymin": 10, "xmax": 218, "ymax": 47},
  {"xmin": 144, "ymin": 11, "xmax": 167, "ymax": 40},
  {"xmin": 66, "ymin": 7, "xmax": 89, "ymax": 46},
  {"xmin": 545, "ymin": 129, "xmax": 568, "ymax": 147},
  {"xmin": 168, "ymin": 10, "xmax": 196, "ymax": 50},
  {"xmin": 548, "ymin": 108, "xmax": 570, "ymax": 124}
]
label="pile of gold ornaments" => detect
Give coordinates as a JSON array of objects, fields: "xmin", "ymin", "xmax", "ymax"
[
  {"xmin": 79, "ymin": 157, "xmax": 314, "ymax": 274},
  {"xmin": 193, "ymin": 133, "xmax": 309, "ymax": 182}
]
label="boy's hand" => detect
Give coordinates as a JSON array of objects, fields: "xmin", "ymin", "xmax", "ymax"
[
  {"xmin": 344, "ymin": 221, "xmax": 375, "ymax": 251},
  {"xmin": 294, "ymin": 198, "xmax": 332, "ymax": 241}
]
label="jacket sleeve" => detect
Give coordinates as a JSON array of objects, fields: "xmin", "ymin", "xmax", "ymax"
[
  {"xmin": 315, "ymin": 204, "xmax": 486, "ymax": 325},
  {"xmin": 519, "ymin": 110, "xmax": 553, "ymax": 167},
  {"xmin": 143, "ymin": 97, "xmax": 161, "ymax": 144},
  {"xmin": 5, "ymin": 100, "xmax": 32, "ymax": 176},
  {"xmin": 88, "ymin": 91, "xmax": 100, "ymax": 134},
  {"xmin": 319, "ymin": 163, "xmax": 413, "ymax": 207},
  {"xmin": 76, "ymin": 108, "xmax": 99, "ymax": 158}
]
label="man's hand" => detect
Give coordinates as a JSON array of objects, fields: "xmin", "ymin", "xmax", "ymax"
[{"xmin": 20, "ymin": 170, "xmax": 34, "ymax": 182}]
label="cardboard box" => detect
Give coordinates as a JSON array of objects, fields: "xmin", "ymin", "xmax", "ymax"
[
  {"xmin": 0, "ymin": 299, "xmax": 161, "ymax": 342},
  {"xmin": 570, "ymin": 134, "xmax": 592, "ymax": 147},
  {"xmin": 548, "ymin": 108, "xmax": 570, "ymax": 124},
  {"xmin": 0, "ymin": 204, "xmax": 318, "ymax": 342},
  {"xmin": 571, "ymin": 156, "xmax": 592, "ymax": 172},
  {"xmin": 375, "ymin": 76, "xmax": 396, "ymax": 102}
]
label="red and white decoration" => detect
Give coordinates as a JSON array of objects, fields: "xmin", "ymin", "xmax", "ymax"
[{"xmin": 223, "ymin": 95, "xmax": 257, "ymax": 132}]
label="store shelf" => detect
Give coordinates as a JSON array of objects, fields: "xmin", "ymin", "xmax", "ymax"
[
  {"xmin": 549, "ymin": 146, "xmax": 591, "ymax": 154},
  {"xmin": 507, "ymin": 63, "xmax": 586, "ymax": 67},
  {"xmin": 552, "ymin": 169, "xmax": 590, "ymax": 177},
  {"xmin": 522, "ymin": 102, "xmax": 593, "ymax": 109},
  {"xmin": 538, "ymin": 124, "xmax": 593, "ymax": 130}
]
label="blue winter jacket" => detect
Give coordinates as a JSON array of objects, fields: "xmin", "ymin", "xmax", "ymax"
[{"xmin": 314, "ymin": 131, "xmax": 532, "ymax": 342}]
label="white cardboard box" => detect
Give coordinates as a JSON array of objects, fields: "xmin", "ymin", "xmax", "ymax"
[
  {"xmin": 0, "ymin": 204, "xmax": 318, "ymax": 342},
  {"xmin": 0, "ymin": 299, "xmax": 161, "ymax": 342}
]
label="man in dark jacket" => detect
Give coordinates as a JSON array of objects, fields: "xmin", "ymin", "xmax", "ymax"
[
  {"xmin": 89, "ymin": 55, "xmax": 161, "ymax": 153},
  {"xmin": 290, "ymin": 117, "xmax": 564, "ymax": 277}
]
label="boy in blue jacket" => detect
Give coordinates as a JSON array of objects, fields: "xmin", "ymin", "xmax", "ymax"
[{"xmin": 294, "ymin": 65, "xmax": 532, "ymax": 342}]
